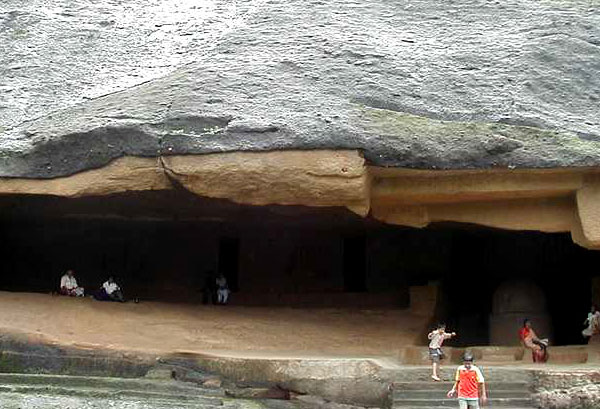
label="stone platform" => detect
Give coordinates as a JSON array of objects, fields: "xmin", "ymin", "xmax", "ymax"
[
  {"xmin": 0, "ymin": 291, "xmax": 429, "ymax": 358},
  {"xmin": 0, "ymin": 291, "xmax": 597, "ymax": 407},
  {"xmin": 399, "ymin": 345, "xmax": 596, "ymax": 366},
  {"xmin": 0, "ymin": 329, "xmax": 598, "ymax": 408},
  {"xmin": 1, "ymin": 338, "xmax": 599, "ymax": 409}
]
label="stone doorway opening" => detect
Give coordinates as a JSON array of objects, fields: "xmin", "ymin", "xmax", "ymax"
[{"xmin": 434, "ymin": 226, "xmax": 597, "ymax": 347}]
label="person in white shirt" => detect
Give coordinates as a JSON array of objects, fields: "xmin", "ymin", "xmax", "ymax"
[
  {"xmin": 216, "ymin": 274, "xmax": 229, "ymax": 305},
  {"xmin": 59, "ymin": 270, "xmax": 85, "ymax": 297},
  {"xmin": 95, "ymin": 276, "xmax": 124, "ymax": 302},
  {"xmin": 583, "ymin": 304, "xmax": 600, "ymax": 339}
]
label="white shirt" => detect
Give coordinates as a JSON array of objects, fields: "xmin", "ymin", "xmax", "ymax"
[
  {"xmin": 60, "ymin": 274, "xmax": 78, "ymax": 290},
  {"xmin": 428, "ymin": 330, "xmax": 453, "ymax": 349},
  {"xmin": 216, "ymin": 277, "xmax": 227, "ymax": 289},
  {"xmin": 103, "ymin": 281, "xmax": 119, "ymax": 295}
]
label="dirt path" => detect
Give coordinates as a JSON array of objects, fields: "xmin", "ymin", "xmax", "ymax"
[{"xmin": 0, "ymin": 291, "xmax": 427, "ymax": 357}]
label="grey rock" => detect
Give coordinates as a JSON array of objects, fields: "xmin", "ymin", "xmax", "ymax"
[
  {"xmin": 294, "ymin": 395, "xmax": 366, "ymax": 409},
  {"xmin": 202, "ymin": 377, "xmax": 224, "ymax": 389},
  {"xmin": 294, "ymin": 395, "xmax": 327, "ymax": 406},
  {"xmin": 533, "ymin": 384, "xmax": 600, "ymax": 409},
  {"xmin": 1, "ymin": 0, "xmax": 600, "ymax": 178},
  {"xmin": 143, "ymin": 368, "xmax": 175, "ymax": 380},
  {"xmin": 282, "ymin": 378, "xmax": 388, "ymax": 407},
  {"xmin": 321, "ymin": 403, "xmax": 365, "ymax": 409}
]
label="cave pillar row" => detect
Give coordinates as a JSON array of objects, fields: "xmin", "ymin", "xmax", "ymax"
[
  {"xmin": 574, "ymin": 175, "xmax": 600, "ymax": 249},
  {"xmin": 574, "ymin": 175, "xmax": 600, "ymax": 306}
]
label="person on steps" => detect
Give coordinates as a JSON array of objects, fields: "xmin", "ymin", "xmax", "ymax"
[
  {"xmin": 59, "ymin": 269, "xmax": 85, "ymax": 297},
  {"xmin": 447, "ymin": 351, "xmax": 487, "ymax": 409},
  {"xmin": 428, "ymin": 323, "xmax": 456, "ymax": 381}
]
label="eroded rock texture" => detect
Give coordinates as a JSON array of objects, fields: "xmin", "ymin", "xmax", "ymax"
[
  {"xmin": 1, "ymin": 0, "xmax": 599, "ymax": 178},
  {"xmin": 533, "ymin": 370, "xmax": 600, "ymax": 409}
]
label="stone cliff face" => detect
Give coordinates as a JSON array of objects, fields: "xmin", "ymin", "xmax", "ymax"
[{"xmin": 1, "ymin": 0, "xmax": 599, "ymax": 178}]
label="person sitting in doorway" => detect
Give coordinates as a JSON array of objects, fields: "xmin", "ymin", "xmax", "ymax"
[
  {"xmin": 59, "ymin": 269, "xmax": 85, "ymax": 297},
  {"xmin": 519, "ymin": 318, "xmax": 548, "ymax": 363},
  {"xmin": 582, "ymin": 304, "xmax": 600, "ymax": 340},
  {"xmin": 216, "ymin": 273, "xmax": 230, "ymax": 305},
  {"xmin": 94, "ymin": 276, "xmax": 125, "ymax": 302}
]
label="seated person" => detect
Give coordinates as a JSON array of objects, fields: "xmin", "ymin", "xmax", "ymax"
[
  {"xmin": 216, "ymin": 274, "xmax": 230, "ymax": 305},
  {"xmin": 519, "ymin": 319, "xmax": 548, "ymax": 363},
  {"xmin": 94, "ymin": 276, "xmax": 125, "ymax": 302},
  {"xmin": 582, "ymin": 304, "xmax": 600, "ymax": 339},
  {"xmin": 60, "ymin": 269, "xmax": 85, "ymax": 297}
]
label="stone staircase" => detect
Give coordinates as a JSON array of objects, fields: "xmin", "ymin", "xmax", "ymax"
[
  {"xmin": 385, "ymin": 367, "xmax": 536, "ymax": 409},
  {"xmin": 399, "ymin": 345, "xmax": 592, "ymax": 366},
  {"xmin": 0, "ymin": 373, "xmax": 231, "ymax": 409},
  {"xmin": 390, "ymin": 381, "xmax": 534, "ymax": 408}
]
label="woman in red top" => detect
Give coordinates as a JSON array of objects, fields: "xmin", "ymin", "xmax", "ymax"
[{"xmin": 519, "ymin": 319, "xmax": 548, "ymax": 363}]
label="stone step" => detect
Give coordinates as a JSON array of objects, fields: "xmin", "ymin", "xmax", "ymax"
[
  {"xmin": 481, "ymin": 354, "xmax": 518, "ymax": 362},
  {"xmin": 392, "ymin": 398, "xmax": 532, "ymax": 407},
  {"xmin": 392, "ymin": 402, "xmax": 534, "ymax": 409},
  {"xmin": 118, "ymin": 398, "xmax": 229, "ymax": 409},
  {"xmin": 393, "ymin": 390, "xmax": 530, "ymax": 399},
  {"xmin": 0, "ymin": 391, "xmax": 229, "ymax": 409},
  {"xmin": 0, "ymin": 384, "xmax": 225, "ymax": 405},
  {"xmin": 0, "ymin": 373, "xmax": 224, "ymax": 396},
  {"xmin": 383, "ymin": 368, "xmax": 533, "ymax": 383},
  {"xmin": 106, "ymin": 400, "xmax": 225, "ymax": 409},
  {"xmin": 392, "ymin": 381, "xmax": 530, "ymax": 390},
  {"xmin": 0, "ymin": 397, "xmax": 226, "ymax": 409}
]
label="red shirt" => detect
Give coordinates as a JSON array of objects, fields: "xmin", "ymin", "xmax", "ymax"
[
  {"xmin": 519, "ymin": 327, "xmax": 530, "ymax": 341},
  {"xmin": 455, "ymin": 365, "xmax": 485, "ymax": 399}
]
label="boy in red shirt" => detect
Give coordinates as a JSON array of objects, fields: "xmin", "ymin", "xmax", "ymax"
[{"xmin": 447, "ymin": 352, "xmax": 487, "ymax": 409}]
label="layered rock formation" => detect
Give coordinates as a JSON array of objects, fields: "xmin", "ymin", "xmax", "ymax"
[
  {"xmin": 1, "ymin": 0, "xmax": 599, "ymax": 177},
  {"xmin": 1, "ymin": 0, "xmax": 600, "ymax": 245}
]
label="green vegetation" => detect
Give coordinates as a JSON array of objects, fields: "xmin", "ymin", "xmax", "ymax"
[{"xmin": 358, "ymin": 104, "xmax": 567, "ymax": 142}]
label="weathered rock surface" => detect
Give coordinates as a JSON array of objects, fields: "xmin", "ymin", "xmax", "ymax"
[
  {"xmin": 1, "ymin": 0, "xmax": 599, "ymax": 178},
  {"xmin": 533, "ymin": 370, "xmax": 600, "ymax": 409},
  {"xmin": 0, "ymin": 151, "xmax": 370, "ymax": 215},
  {"xmin": 576, "ymin": 175, "xmax": 600, "ymax": 247}
]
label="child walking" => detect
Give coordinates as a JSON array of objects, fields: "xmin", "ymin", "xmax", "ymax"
[{"xmin": 428, "ymin": 323, "xmax": 456, "ymax": 381}]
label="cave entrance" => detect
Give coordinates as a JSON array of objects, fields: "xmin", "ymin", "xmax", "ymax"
[
  {"xmin": 0, "ymin": 190, "xmax": 383, "ymax": 306},
  {"xmin": 429, "ymin": 226, "xmax": 596, "ymax": 347},
  {"xmin": 0, "ymin": 190, "xmax": 597, "ymax": 346}
]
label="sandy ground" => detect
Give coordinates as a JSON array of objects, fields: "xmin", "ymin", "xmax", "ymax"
[{"xmin": 0, "ymin": 291, "xmax": 427, "ymax": 357}]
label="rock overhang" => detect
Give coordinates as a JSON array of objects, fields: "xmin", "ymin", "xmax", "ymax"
[
  {"xmin": 1, "ymin": 0, "xmax": 599, "ymax": 178},
  {"xmin": 1, "ymin": 0, "xmax": 600, "ymax": 247}
]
